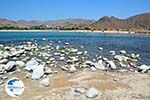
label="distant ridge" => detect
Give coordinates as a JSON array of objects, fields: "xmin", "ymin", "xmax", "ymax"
[
  {"xmin": 0, "ymin": 13, "xmax": 150, "ymax": 33},
  {"xmin": 90, "ymin": 13, "xmax": 150, "ymax": 32}
]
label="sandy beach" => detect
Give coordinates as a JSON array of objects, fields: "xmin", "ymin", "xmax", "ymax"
[
  {"xmin": 0, "ymin": 30, "xmax": 135, "ymax": 34},
  {"xmin": 0, "ymin": 70, "xmax": 150, "ymax": 100}
]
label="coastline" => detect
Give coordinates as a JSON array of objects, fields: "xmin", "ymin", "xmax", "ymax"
[
  {"xmin": 0, "ymin": 29, "xmax": 150, "ymax": 36},
  {"xmin": 0, "ymin": 29, "xmax": 135, "ymax": 34}
]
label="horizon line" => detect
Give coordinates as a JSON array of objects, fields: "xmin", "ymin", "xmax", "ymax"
[{"xmin": 0, "ymin": 12, "xmax": 149, "ymax": 21}]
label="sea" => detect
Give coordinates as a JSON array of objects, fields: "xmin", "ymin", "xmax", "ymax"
[{"xmin": 0, "ymin": 32, "xmax": 150, "ymax": 65}]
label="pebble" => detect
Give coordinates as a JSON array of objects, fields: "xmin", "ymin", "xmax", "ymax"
[
  {"xmin": 74, "ymin": 87, "xmax": 87, "ymax": 94},
  {"xmin": 44, "ymin": 67, "xmax": 53, "ymax": 75},
  {"xmin": 120, "ymin": 50, "xmax": 126, "ymax": 55},
  {"xmin": 85, "ymin": 88, "xmax": 99, "ymax": 98},
  {"xmin": 39, "ymin": 78, "xmax": 50, "ymax": 87},
  {"xmin": 98, "ymin": 47, "xmax": 103, "ymax": 50},
  {"xmin": 61, "ymin": 66, "xmax": 68, "ymax": 71},
  {"xmin": 59, "ymin": 57, "xmax": 65, "ymax": 61},
  {"xmin": 109, "ymin": 50, "xmax": 115, "ymax": 55},
  {"xmin": 69, "ymin": 65, "xmax": 76, "ymax": 73},
  {"xmin": 69, "ymin": 88, "xmax": 80, "ymax": 97}
]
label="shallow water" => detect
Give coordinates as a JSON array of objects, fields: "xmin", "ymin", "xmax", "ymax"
[{"xmin": 0, "ymin": 32, "xmax": 150, "ymax": 64}]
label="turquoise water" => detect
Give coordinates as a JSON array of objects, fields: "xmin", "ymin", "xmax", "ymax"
[{"xmin": 0, "ymin": 32, "xmax": 150, "ymax": 64}]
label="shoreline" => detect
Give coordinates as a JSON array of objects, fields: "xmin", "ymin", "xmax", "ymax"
[
  {"xmin": 0, "ymin": 29, "xmax": 135, "ymax": 33},
  {"xmin": 0, "ymin": 29, "xmax": 150, "ymax": 36}
]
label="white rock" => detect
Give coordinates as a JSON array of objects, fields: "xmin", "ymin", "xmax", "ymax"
[
  {"xmin": 54, "ymin": 52, "xmax": 60, "ymax": 56},
  {"xmin": 90, "ymin": 67, "xmax": 97, "ymax": 71},
  {"xmin": 42, "ymin": 38, "xmax": 46, "ymax": 41},
  {"xmin": 4, "ymin": 46, "xmax": 10, "ymax": 50},
  {"xmin": 11, "ymin": 50, "xmax": 25, "ymax": 57},
  {"xmin": 4, "ymin": 61, "xmax": 15, "ymax": 71},
  {"xmin": 15, "ymin": 61, "xmax": 25, "ymax": 68},
  {"xmin": 120, "ymin": 50, "xmax": 126, "ymax": 55},
  {"xmin": 85, "ymin": 88, "xmax": 99, "ymax": 98},
  {"xmin": 74, "ymin": 87, "xmax": 87, "ymax": 94},
  {"xmin": 114, "ymin": 55, "xmax": 128, "ymax": 62},
  {"xmin": 84, "ymin": 51, "xmax": 88, "ymax": 54},
  {"xmin": 138, "ymin": 64, "xmax": 150, "ymax": 72},
  {"xmin": 44, "ymin": 67, "xmax": 53, "ymax": 74},
  {"xmin": 109, "ymin": 51, "xmax": 115, "ymax": 55},
  {"xmin": 94, "ymin": 61, "xmax": 106, "ymax": 70},
  {"xmin": 65, "ymin": 42, "xmax": 69, "ymax": 45},
  {"xmin": 131, "ymin": 53, "xmax": 136, "ymax": 59},
  {"xmin": 25, "ymin": 72, "xmax": 32, "ymax": 78},
  {"xmin": 59, "ymin": 57, "xmax": 65, "ymax": 61},
  {"xmin": 49, "ymin": 57, "xmax": 55, "ymax": 61},
  {"xmin": 98, "ymin": 47, "xmax": 103, "ymax": 50},
  {"xmin": 56, "ymin": 46, "xmax": 60, "ymax": 50},
  {"xmin": 136, "ymin": 54, "xmax": 140, "ymax": 58},
  {"xmin": 69, "ymin": 88, "xmax": 80, "ymax": 97},
  {"xmin": 84, "ymin": 61, "xmax": 94, "ymax": 66},
  {"xmin": 25, "ymin": 60, "xmax": 38, "ymax": 71},
  {"xmin": 71, "ymin": 48, "xmax": 78, "ymax": 53},
  {"xmin": 120, "ymin": 63, "xmax": 127, "ymax": 67},
  {"xmin": 70, "ymin": 56, "xmax": 79, "ymax": 62},
  {"xmin": 60, "ymin": 66, "xmax": 68, "ymax": 71},
  {"xmin": 107, "ymin": 61, "xmax": 117, "ymax": 70},
  {"xmin": 2, "ymin": 52, "xmax": 9, "ymax": 58},
  {"xmin": 103, "ymin": 57, "xmax": 108, "ymax": 61},
  {"xmin": 0, "ymin": 59, "xmax": 8, "ymax": 64},
  {"xmin": 69, "ymin": 65, "xmax": 76, "ymax": 73},
  {"xmin": 0, "ymin": 79, "xmax": 4, "ymax": 85},
  {"xmin": 77, "ymin": 52, "xmax": 83, "ymax": 55},
  {"xmin": 0, "ymin": 64, "xmax": 5, "ymax": 72},
  {"xmin": 31, "ymin": 65, "xmax": 44, "ymax": 80},
  {"xmin": 39, "ymin": 78, "xmax": 50, "ymax": 86},
  {"xmin": 60, "ymin": 53, "xmax": 65, "ymax": 57}
]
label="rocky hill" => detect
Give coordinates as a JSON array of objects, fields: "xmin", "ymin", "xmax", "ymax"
[
  {"xmin": 0, "ymin": 18, "xmax": 94, "ymax": 30},
  {"xmin": 90, "ymin": 13, "xmax": 150, "ymax": 32},
  {"xmin": 0, "ymin": 13, "xmax": 150, "ymax": 32}
]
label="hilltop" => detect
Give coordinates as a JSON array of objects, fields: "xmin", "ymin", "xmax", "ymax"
[{"xmin": 0, "ymin": 13, "xmax": 150, "ymax": 33}]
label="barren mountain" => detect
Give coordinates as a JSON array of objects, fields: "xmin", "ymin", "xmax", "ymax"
[
  {"xmin": 0, "ymin": 18, "xmax": 94, "ymax": 29},
  {"xmin": 0, "ymin": 13, "xmax": 150, "ymax": 32},
  {"xmin": 90, "ymin": 13, "xmax": 150, "ymax": 31}
]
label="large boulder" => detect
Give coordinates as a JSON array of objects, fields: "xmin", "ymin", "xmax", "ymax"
[
  {"xmin": 15, "ymin": 61, "xmax": 25, "ymax": 68},
  {"xmin": 0, "ymin": 59, "xmax": 8, "ymax": 64},
  {"xmin": 25, "ymin": 60, "xmax": 38, "ymax": 71},
  {"xmin": 31, "ymin": 65, "xmax": 44, "ymax": 80},
  {"xmin": 107, "ymin": 61, "xmax": 117, "ymax": 70},
  {"xmin": 4, "ymin": 61, "xmax": 16, "ymax": 71},
  {"xmin": 94, "ymin": 60, "xmax": 106, "ymax": 70},
  {"xmin": 138, "ymin": 64, "xmax": 150, "ymax": 72},
  {"xmin": 84, "ymin": 61, "xmax": 95, "ymax": 67}
]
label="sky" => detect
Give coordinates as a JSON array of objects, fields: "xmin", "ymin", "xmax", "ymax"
[{"xmin": 0, "ymin": 0, "xmax": 150, "ymax": 21}]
